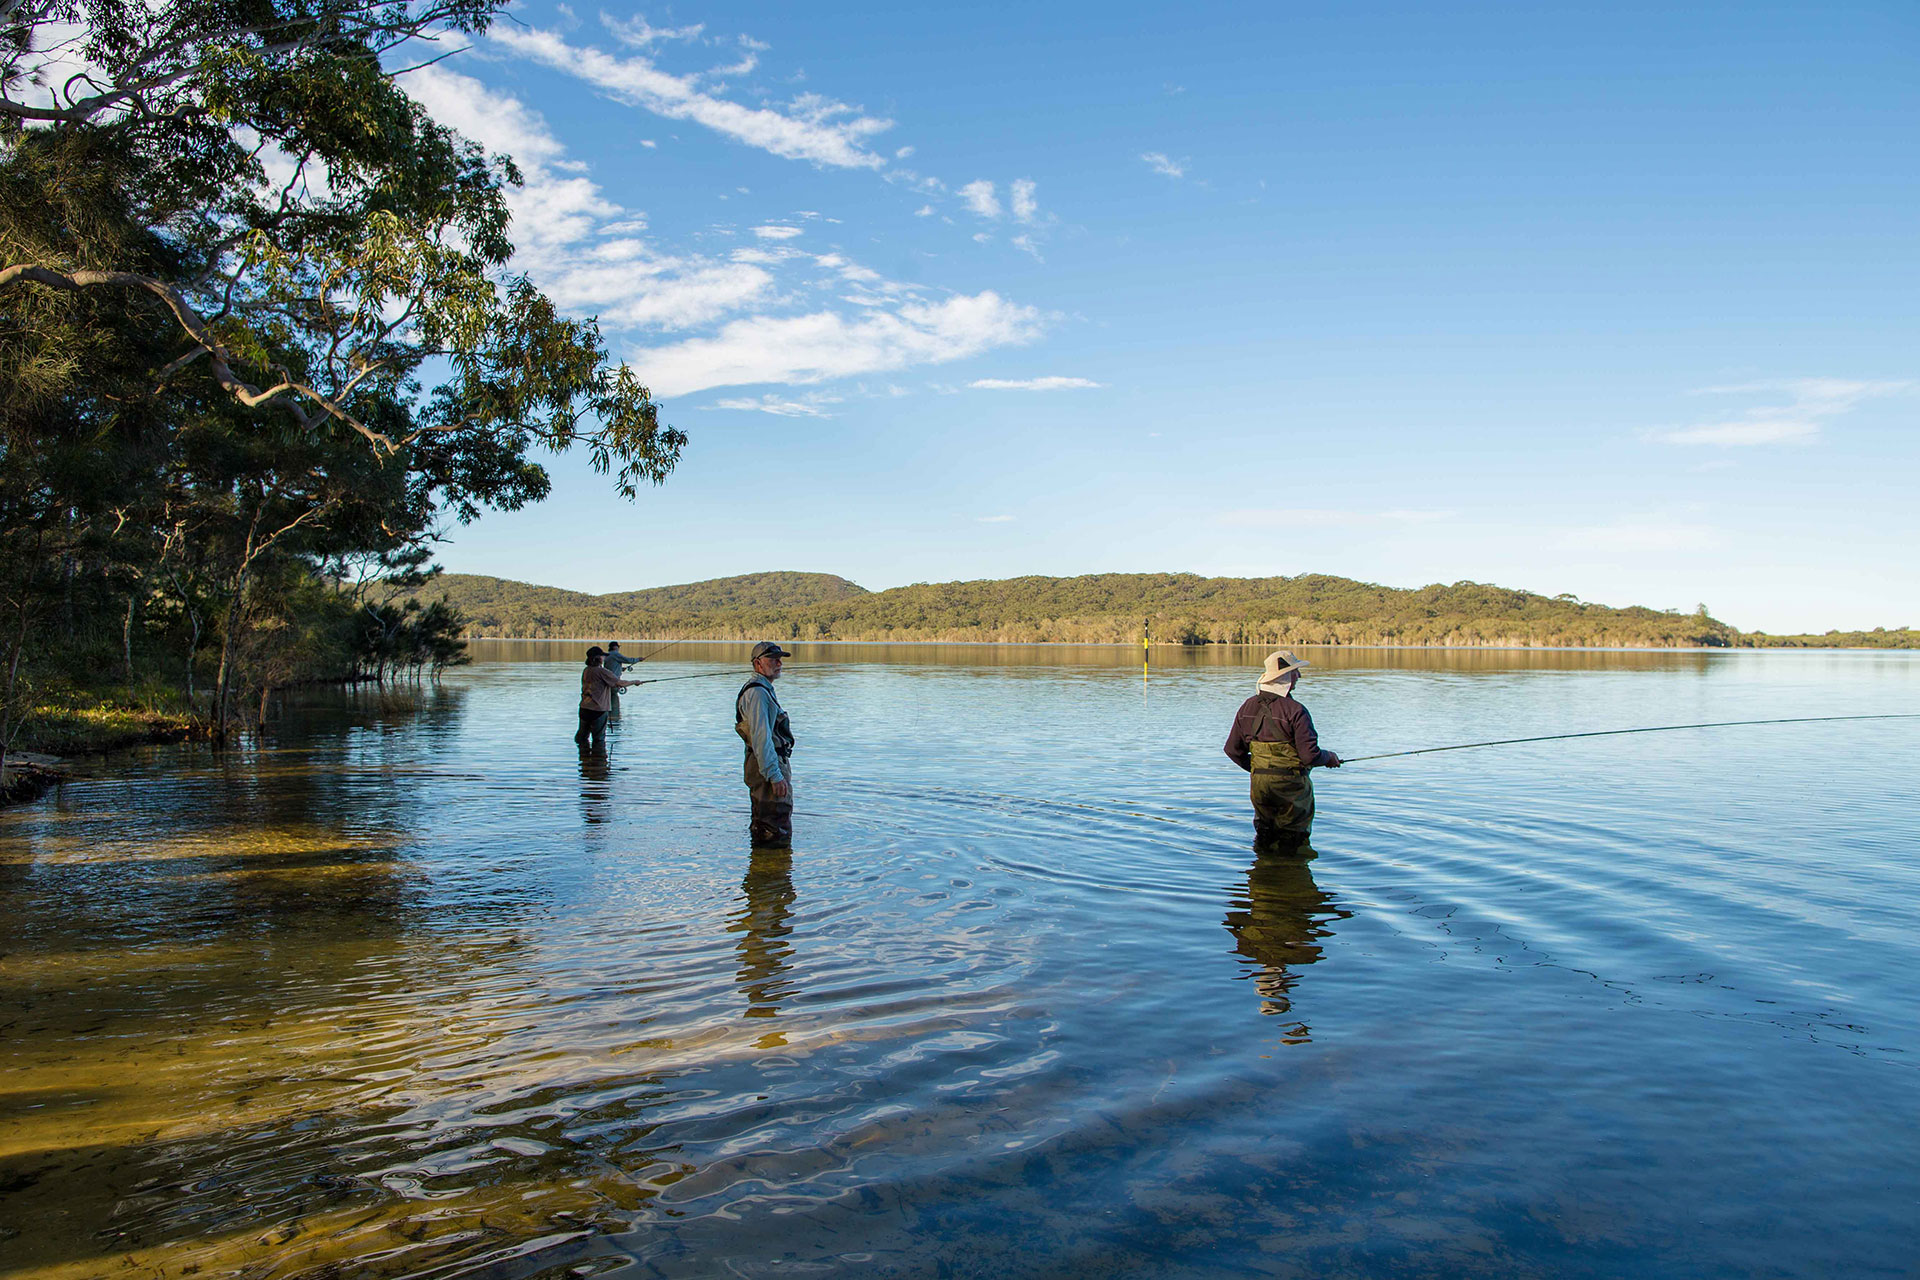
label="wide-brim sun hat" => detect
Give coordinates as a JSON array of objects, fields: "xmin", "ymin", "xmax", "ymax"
[{"xmin": 1260, "ymin": 649, "xmax": 1310, "ymax": 682}]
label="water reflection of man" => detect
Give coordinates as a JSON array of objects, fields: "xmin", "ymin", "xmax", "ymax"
[
  {"xmin": 1222, "ymin": 846, "xmax": 1347, "ymax": 1021},
  {"xmin": 577, "ymin": 751, "xmax": 611, "ymax": 825},
  {"xmin": 730, "ymin": 848, "xmax": 798, "ymax": 1038}
]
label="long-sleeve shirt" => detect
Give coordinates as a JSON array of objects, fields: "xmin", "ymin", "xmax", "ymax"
[
  {"xmin": 1224, "ymin": 692, "xmax": 1333, "ymax": 772},
  {"xmin": 579, "ymin": 664, "xmax": 622, "ymax": 712},
  {"xmin": 603, "ymin": 651, "xmax": 642, "ymax": 676},
  {"xmin": 737, "ymin": 674, "xmax": 788, "ymax": 784}
]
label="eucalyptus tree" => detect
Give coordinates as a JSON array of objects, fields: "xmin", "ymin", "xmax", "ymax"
[{"xmin": 2, "ymin": 0, "xmax": 685, "ymax": 739}]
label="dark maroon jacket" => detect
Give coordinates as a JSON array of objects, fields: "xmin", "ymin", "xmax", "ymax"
[{"xmin": 1224, "ymin": 693, "xmax": 1334, "ymax": 772}]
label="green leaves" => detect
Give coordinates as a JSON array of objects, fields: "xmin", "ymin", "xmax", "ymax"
[
  {"xmin": 2, "ymin": 0, "xmax": 683, "ymax": 731},
  {"xmin": 4, "ymin": 0, "xmax": 678, "ymax": 505}
]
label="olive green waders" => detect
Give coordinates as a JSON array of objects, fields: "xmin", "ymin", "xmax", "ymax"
[
  {"xmin": 744, "ymin": 753, "xmax": 793, "ymax": 848},
  {"xmin": 1249, "ymin": 738, "xmax": 1314, "ymax": 846},
  {"xmin": 737, "ymin": 677, "xmax": 796, "ymax": 848}
]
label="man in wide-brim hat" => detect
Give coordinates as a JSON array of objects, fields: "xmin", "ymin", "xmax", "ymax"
[{"xmin": 1223, "ymin": 649, "xmax": 1342, "ymax": 849}]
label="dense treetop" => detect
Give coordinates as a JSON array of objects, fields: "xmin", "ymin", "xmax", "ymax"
[{"xmin": 1, "ymin": 0, "xmax": 682, "ymax": 760}]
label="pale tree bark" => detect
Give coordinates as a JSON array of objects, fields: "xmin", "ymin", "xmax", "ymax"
[{"xmin": 208, "ymin": 492, "xmax": 331, "ymax": 743}]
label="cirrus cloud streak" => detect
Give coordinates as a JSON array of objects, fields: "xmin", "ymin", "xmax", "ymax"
[
  {"xmin": 632, "ymin": 292, "xmax": 1046, "ymax": 397},
  {"xmin": 969, "ymin": 376, "xmax": 1102, "ymax": 391},
  {"xmin": 492, "ymin": 25, "xmax": 892, "ymax": 169}
]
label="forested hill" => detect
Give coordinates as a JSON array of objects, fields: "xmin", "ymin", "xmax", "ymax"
[
  {"xmin": 438, "ymin": 570, "xmax": 1779, "ymax": 648},
  {"xmin": 441, "ymin": 571, "xmax": 867, "ymax": 622}
]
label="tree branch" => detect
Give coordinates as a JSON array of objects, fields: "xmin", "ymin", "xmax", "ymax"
[{"xmin": 0, "ymin": 263, "xmax": 417, "ymax": 448}]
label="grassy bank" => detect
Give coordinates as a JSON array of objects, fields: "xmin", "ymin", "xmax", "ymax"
[
  {"xmin": 16, "ymin": 701, "xmax": 206, "ymax": 755},
  {"xmin": 2, "ymin": 690, "xmax": 209, "ymax": 806}
]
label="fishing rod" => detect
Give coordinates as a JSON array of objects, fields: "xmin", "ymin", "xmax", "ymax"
[
  {"xmin": 1343, "ymin": 713, "xmax": 1920, "ymax": 764},
  {"xmin": 635, "ymin": 638, "xmax": 685, "ymax": 662},
  {"xmin": 627, "ymin": 670, "xmax": 743, "ymax": 686}
]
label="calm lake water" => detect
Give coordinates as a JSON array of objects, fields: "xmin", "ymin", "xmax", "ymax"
[{"xmin": 4, "ymin": 644, "xmax": 1918, "ymax": 1279}]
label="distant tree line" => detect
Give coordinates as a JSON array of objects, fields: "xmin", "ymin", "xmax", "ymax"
[
  {"xmin": 1, "ymin": 1, "xmax": 681, "ymax": 774},
  {"xmin": 432, "ymin": 572, "xmax": 1833, "ymax": 649}
]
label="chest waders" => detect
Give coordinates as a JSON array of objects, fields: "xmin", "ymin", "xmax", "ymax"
[
  {"xmin": 737, "ymin": 680, "xmax": 796, "ymax": 847},
  {"xmin": 1249, "ymin": 700, "xmax": 1314, "ymax": 840}
]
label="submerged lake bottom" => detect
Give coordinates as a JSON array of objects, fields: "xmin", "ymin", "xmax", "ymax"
[{"xmin": 3, "ymin": 644, "xmax": 1918, "ymax": 1278}]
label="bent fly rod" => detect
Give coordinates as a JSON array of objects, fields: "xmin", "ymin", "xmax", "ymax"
[
  {"xmin": 626, "ymin": 670, "xmax": 742, "ymax": 687},
  {"xmin": 1343, "ymin": 713, "xmax": 1920, "ymax": 764},
  {"xmin": 634, "ymin": 638, "xmax": 685, "ymax": 662}
]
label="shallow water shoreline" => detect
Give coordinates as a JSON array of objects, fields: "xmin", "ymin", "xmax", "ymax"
[{"xmin": 5, "ymin": 648, "xmax": 1917, "ymax": 1278}]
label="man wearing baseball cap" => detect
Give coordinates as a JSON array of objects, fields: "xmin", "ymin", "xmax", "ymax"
[
  {"xmin": 1223, "ymin": 649, "xmax": 1341, "ymax": 849},
  {"xmin": 736, "ymin": 641, "xmax": 796, "ymax": 847}
]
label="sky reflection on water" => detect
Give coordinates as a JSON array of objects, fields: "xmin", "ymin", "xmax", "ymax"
[{"xmin": 2, "ymin": 647, "xmax": 1918, "ymax": 1278}]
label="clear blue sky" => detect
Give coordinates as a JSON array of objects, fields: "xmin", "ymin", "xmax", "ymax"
[{"xmin": 411, "ymin": 1, "xmax": 1918, "ymax": 633}]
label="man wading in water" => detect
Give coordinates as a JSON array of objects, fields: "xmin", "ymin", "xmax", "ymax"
[
  {"xmin": 602, "ymin": 641, "xmax": 642, "ymax": 720},
  {"xmin": 1224, "ymin": 650, "xmax": 1342, "ymax": 850},
  {"xmin": 576, "ymin": 646, "xmax": 641, "ymax": 754},
  {"xmin": 737, "ymin": 642, "xmax": 796, "ymax": 848}
]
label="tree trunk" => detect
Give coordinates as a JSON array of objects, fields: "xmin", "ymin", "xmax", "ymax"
[
  {"xmin": 211, "ymin": 577, "xmax": 246, "ymax": 744},
  {"xmin": 183, "ymin": 610, "xmax": 201, "ymax": 708},
  {"xmin": 211, "ymin": 502, "xmax": 264, "ymax": 746},
  {"xmin": 122, "ymin": 592, "xmax": 137, "ymax": 687}
]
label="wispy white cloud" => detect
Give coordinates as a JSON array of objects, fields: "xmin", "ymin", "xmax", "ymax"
[
  {"xmin": 406, "ymin": 65, "xmax": 580, "ymax": 176},
  {"xmin": 708, "ymin": 393, "xmax": 841, "ymax": 417},
  {"xmin": 975, "ymin": 515, "xmax": 1017, "ymax": 523},
  {"xmin": 631, "ymin": 292, "xmax": 1045, "ymax": 397},
  {"xmin": 913, "ymin": 204, "xmax": 934, "ymax": 217},
  {"xmin": 969, "ymin": 376, "xmax": 1101, "ymax": 391},
  {"xmin": 403, "ymin": 66, "xmax": 775, "ymax": 330},
  {"xmin": 1657, "ymin": 419, "xmax": 1820, "ymax": 447},
  {"xmin": 1010, "ymin": 178, "xmax": 1038, "ymax": 222},
  {"xmin": 1652, "ymin": 378, "xmax": 1912, "ymax": 447},
  {"xmin": 730, "ymin": 246, "xmax": 804, "ymax": 266},
  {"xmin": 603, "ymin": 14, "xmax": 705, "ymax": 46},
  {"xmin": 407, "ymin": 54, "xmax": 1048, "ymax": 402},
  {"xmin": 959, "ymin": 176, "xmax": 1041, "ymax": 225},
  {"xmin": 545, "ymin": 244, "xmax": 776, "ymax": 330},
  {"xmin": 1142, "ymin": 151, "xmax": 1187, "ymax": 179},
  {"xmin": 493, "ymin": 25, "xmax": 892, "ymax": 169},
  {"xmin": 959, "ymin": 179, "xmax": 1001, "ymax": 218}
]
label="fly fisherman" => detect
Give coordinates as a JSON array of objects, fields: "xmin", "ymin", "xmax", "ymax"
[
  {"xmin": 736, "ymin": 642, "xmax": 796, "ymax": 848},
  {"xmin": 603, "ymin": 642, "xmax": 643, "ymax": 719},
  {"xmin": 1224, "ymin": 650, "xmax": 1341, "ymax": 849},
  {"xmin": 576, "ymin": 646, "xmax": 641, "ymax": 753}
]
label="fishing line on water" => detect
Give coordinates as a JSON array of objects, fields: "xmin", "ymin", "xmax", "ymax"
[{"xmin": 1343, "ymin": 713, "xmax": 1920, "ymax": 763}]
